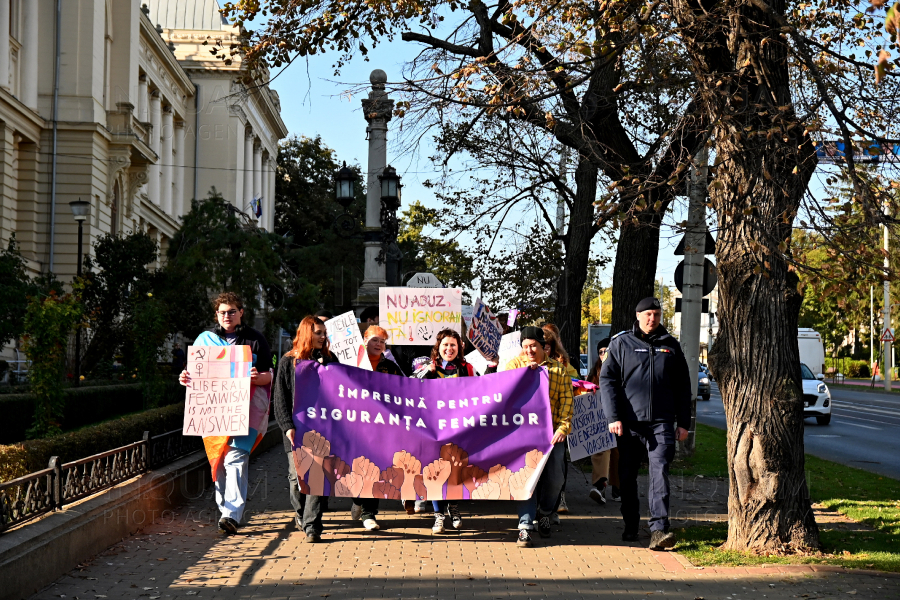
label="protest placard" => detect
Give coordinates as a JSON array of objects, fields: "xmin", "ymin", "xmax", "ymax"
[
  {"xmin": 497, "ymin": 331, "xmax": 522, "ymax": 371},
  {"xmin": 292, "ymin": 362, "xmax": 554, "ymax": 500},
  {"xmin": 468, "ymin": 298, "xmax": 503, "ymax": 357},
  {"xmin": 566, "ymin": 391, "xmax": 617, "ymax": 461},
  {"xmin": 325, "ymin": 311, "xmax": 373, "ymax": 370},
  {"xmin": 379, "ymin": 287, "xmax": 463, "ymax": 345},
  {"xmin": 465, "ymin": 350, "xmax": 491, "ymax": 375},
  {"xmin": 183, "ymin": 345, "xmax": 252, "ymax": 436},
  {"xmin": 461, "ymin": 305, "xmax": 474, "ymax": 329}
]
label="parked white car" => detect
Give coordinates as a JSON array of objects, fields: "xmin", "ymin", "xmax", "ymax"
[{"xmin": 801, "ymin": 362, "xmax": 832, "ymax": 425}]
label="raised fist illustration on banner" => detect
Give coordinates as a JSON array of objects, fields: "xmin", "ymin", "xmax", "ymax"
[
  {"xmin": 488, "ymin": 464, "xmax": 512, "ymax": 500},
  {"xmin": 392, "ymin": 450, "xmax": 422, "ymax": 501},
  {"xmin": 351, "ymin": 456, "xmax": 381, "ymax": 498},
  {"xmin": 462, "ymin": 464, "xmax": 488, "ymax": 497},
  {"xmin": 440, "ymin": 443, "xmax": 469, "ymax": 500},
  {"xmin": 380, "ymin": 466, "xmax": 404, "ymax": 492},
  {"xmin": 335, "ymin": 471, "xmax": 364, "ymax": 497},
  {"xmin": 323, "ymin": 456, "xmax": 350, "ymax": 492},
  {"xmin": 423, "ymin": 458, "xmax": 451, "ymax": 500},
  {"xmin": 509, "ymin": 467, "xmax": 533, "ymax": 500},
  {"xmin": 471, "ymin": 479, "xmax": 502, "ymax": 500},
  {"xmin": 414, "ymin": 474, "xmax": 427, "ymax": 500},
  {"xmin": 302, "ymin": 430, "xmax": 331, "ymax": 495},
  {"xmin": 373, "ymin": 480, "xmax": 401, "ymax": 500},
  {"xmin": 292, "ymin": 447, "xmax": 314, "ymax": 494}
]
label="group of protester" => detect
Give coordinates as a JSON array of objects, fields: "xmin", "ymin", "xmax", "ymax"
[{"xmin": 178, "ymin": 292, "xmax": 691, "ymax": 552}]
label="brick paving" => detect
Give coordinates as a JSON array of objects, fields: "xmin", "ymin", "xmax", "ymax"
[{"xmin": 29, "ymin": 444, "xmax": 900, "ymax": 600}]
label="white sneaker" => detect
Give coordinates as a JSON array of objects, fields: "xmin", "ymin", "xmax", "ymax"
[
  {"xmin": 557, "ymin": 492, "xmax": 569, "ymax": 514},
  {"xmin": 550, "ymin": 512, "xmax": 561, "ymax": 525},
  {"xmin": 363, "ymin": 518, "xmax": 380, "ymax": 531},
  {"xmin": 432, "ymin": 513, "xmax": 445, "ymax": 533},
  {"xmin": 589, "ymin": 486, "xmax": 607, "ymax": 505}
]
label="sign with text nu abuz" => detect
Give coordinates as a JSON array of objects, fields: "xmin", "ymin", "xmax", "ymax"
[
  {"xmin": 379, "ymin": 287, "xmax": 462, "ymax": 345},
  {"xmin": 183, "ymin": 345, "xmax": 252, "ymax": 436},
  {"xmin": 468, "ymin": 297, "xmax": 503, "ymax": 357}
]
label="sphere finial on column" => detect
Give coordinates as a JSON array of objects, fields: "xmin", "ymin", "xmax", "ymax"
[{"xmin": 370, "ymin": 69, "xmax": 388, "ymax": 89}]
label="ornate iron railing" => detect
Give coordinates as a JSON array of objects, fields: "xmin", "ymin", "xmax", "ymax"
[
  {"xmin": 148, "ymin": 428, "xmax": 203, "ymax": 469},
  {"xmin": 60, "ymin": 441, "xmax": 146, "ymax": 504},
  {"xmin": 0, "ymin": 423, "xmax": 231, "ymax": 534},
  {"xmin": 0, "ymin": 462, "xmax": 58, "ymax": 531}
]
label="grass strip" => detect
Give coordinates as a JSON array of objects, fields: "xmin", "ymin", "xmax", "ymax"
[{"xmin": 672, "ymin": 423, "xmax": 900, "ymax": 573}]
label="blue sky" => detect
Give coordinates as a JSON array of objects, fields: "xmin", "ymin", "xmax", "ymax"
[{"xmin": 268, "ymin": 39, "xmax": 692, "ymax": 297}]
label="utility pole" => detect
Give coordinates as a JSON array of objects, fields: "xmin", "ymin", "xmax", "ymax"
[
  {"xmin": 680, "ymin": 146, "xmax": 708, "ymax": 455},
  {"xmin": 885, "ymin": 213, "xmax": 892, "ymax": 391}
]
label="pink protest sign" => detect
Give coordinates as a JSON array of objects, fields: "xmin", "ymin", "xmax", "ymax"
[{"xmin": 183, "ymin": 345, "xmax": 253, "ymax": 436}]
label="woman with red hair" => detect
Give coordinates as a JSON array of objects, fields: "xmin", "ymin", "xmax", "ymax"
[{"xmin": 272, "ymin": 315, "xmax": 336, "ymax": 543}]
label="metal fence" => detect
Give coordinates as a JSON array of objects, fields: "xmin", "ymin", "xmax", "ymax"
[{"xmin": 0, "ymin": 428, "xmax": 205, "ymax": 534}]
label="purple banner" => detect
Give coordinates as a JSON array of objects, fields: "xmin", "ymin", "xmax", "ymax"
[{"xmin": 292, "ymin": 363, "xmax": 553, "ymax": 501}]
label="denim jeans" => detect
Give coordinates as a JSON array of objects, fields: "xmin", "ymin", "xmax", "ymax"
[
  {"xmin": 286, "ymin": 448, "xmax": 324, "ymax": 534},
  {"xmin": 517, "ymin": 442, "xmax": 566, "ymax": 530},
  {"xmin": 353, "ymin": 498, "xmax": 379, "ymax": 520},
  {"xmin": 214, "ymin": 446, "xmax": 249, "ymax": 523},
  {"xmin": 617, "ymin": 421, "xmax": 676, "ymax": 532}
]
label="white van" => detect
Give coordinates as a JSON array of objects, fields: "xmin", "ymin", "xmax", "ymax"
[{"xmin": 798, "ymin": 328, "xmax": 826, "ymax": 377}]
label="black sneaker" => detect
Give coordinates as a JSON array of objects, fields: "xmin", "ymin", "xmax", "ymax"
[
  {"xmin": 350, "ymin": 503, "xmax": 363, "ymax": 521},
  {"xmin": 219, "ymin": 517, "xmax": 238, "ymax": 535},
  {"xmin": 294, "ymin": 515, "xmax": 303, "ymax": 529},
  {"xmin": 589, "ymin": 486, "xmax": 606, "ymax": 505},
  {"xmin": 516, "ymin": 529, "xmax": 534, "ymax": 548},
  {"xmin": 448, "ymin": 503, "xmax": 462, "ymax": 529},
  {"xmin": 649, "ymin": 529, "xmax": 676, "ymax": 550},
  {"xmin": 622, "ymin": 530, "xmax": 639, "ymax": 542},
  {"xmin": 611, "ymin": 486, "xmax": 622, "ymax": 502},
  {"xmin": 305, "ymin": 532, "xmax": 321, "ymax": 543},
  {"xmin": 537, "ymin": 515, "xmax": 552, "ymax": 538}
]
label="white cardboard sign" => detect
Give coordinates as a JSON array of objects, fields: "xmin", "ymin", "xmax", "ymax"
[
  {"xmin": 183, "ymin": 345, "xmax": 252, "ymax": 437},
  {"xmin": 497, "ymin": 331, "xmax": 522, "ymax": 371},
  {"xmin": 566, "ymin": 391, "xmax": 617, "ymax": 461},
  {"xmin": 379, "ymin": 287, "xmax": 463, "ymax": 345},
  {"xmin": 325, "ymin": 311, "xmax": 373, "ymax": 370}
]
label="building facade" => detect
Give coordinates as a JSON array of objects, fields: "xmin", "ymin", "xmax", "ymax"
[{"xmin": 0, "ymin": 0, "xmax": 287, "ymax": 362}]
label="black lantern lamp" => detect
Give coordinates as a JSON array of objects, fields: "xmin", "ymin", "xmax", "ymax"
[
  {"xmin": 379, "ymin": 165, "xmax": 401, "ymax": 209},
  {"xmin": 335, "ymin": 161, "xmax": 357, "ymax": 208},
  {"xmin": 69, "ymin": 198, "xmax": 90, "ymax": 387}
]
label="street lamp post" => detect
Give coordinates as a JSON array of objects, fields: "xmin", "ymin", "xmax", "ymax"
[
  {"xmin": 378, "ymin": 165, "xmax": 402, "ymax": 286},
  {"xmin": 69, "ymin": 198, "xmax": 90, "ymax": 387}
]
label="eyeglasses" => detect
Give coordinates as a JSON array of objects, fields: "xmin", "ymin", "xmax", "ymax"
[
  {"xmin": 599, "ymin": 349, "xmax": 608, "ymax": 355},
  {"xmin": 217, "ymin": 309, "xmax": 239, "ymax": 317}
]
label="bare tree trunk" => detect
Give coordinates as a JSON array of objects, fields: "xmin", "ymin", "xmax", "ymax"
[
  {"xmin": 610, "ymin": 210, "xmax": 666, "ymax": 335},
  {"xmin": 556, "ymin": 155, "xmax": 599, "ymax": 360},
  {"xmin": 672, "ymin": 0, "xmax": 820, "ymax": 552}
]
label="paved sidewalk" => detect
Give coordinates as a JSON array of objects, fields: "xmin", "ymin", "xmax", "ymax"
[{"xmin": 29, "ymin": 444, "xmax": 900, "ymax": 600}]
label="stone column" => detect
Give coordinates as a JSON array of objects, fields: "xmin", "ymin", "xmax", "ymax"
[
  {"xmin": 243, "ymin": 130, "xmax": 254, "ymax": 211},
  {"xmin": 266, "ymin": 159, "xmax": 275, "ymax": 231},
  {"xmin": 148, "ymin": 91, "xmax": 161, "ymax": 205},
  {"xmin": 174, "ymin": 120, "xmax": 185, "ymax": 216},
  {"xmin": 259, "ymin": 153, "xmax": 268, "ymax": 225},
  {"xmin": 21, "ymin": 0, "xmax": 38, "ymax": 109},
  {"xmin": 0, "ymin": 0, "xmax": 10, "ymax": 91},
  {"xmin": 138, "ymin": 76, "xmax": 148, "ymax": 122},
  {"xmin": 356, "ymin": 69, "xmax": 394, "ymax": 305},
  {"xmin": 161, "ymin": 106, "xmax": 173, "ymax": 214},
  {"xmin": 253, "ymin": 142, "xmax": 262, "ymax": 215}
]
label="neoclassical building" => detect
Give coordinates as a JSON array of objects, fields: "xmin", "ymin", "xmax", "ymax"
[{"xmin": 0, "ymin": 0, "xmax": 287, "ymax": 361}]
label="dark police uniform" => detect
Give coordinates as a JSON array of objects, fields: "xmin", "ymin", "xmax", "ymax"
[{"xmin": 599, "ymin": 321, "xmax": 691, "ymax": 536}]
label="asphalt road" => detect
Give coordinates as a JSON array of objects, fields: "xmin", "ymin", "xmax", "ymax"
[{"xmin": 696, "ymin": 382, "xmax": 900, "ymax": 479}]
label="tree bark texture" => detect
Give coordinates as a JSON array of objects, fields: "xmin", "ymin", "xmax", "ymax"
[
  {"xmin": 610, "ymin": 212, "xmax": 666, "ymax": 335},
  {"xmin": 672, "ymin": 0, "xmax": 819, "ymax": 552},
  {"xmin": 556, "ymin": 155, "xmax": 599, "ymax": 360}
]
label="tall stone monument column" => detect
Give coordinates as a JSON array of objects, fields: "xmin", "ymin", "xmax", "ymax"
[{"xmin": 356, "ymin": 70, "xmax": 394, "ymax": 305}]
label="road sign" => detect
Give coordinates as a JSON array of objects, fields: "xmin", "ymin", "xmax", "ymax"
[
  {"xmin": 674, "ymin": 231, "xmax": 716, "ymax": 255},
  {"xmin": 881, "ymin": 328, "xmax": 895, "ymax": 343},
  {"xmin": 674, "ymin": 259, "xmax": 718, "ymax": 296},
  {"xmin": 675, "ymin": 298, "xmax": 710, "ymax": 313},
  {"xmin": 407, "ymin": 272, "xmax": 443, "ymax": 288}
]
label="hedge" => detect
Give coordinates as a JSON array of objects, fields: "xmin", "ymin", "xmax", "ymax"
[
  {"xmin": 0, "ymin": 402, "xmax": 187, "ymax": 482},
  {"xmin": 824, "ymin": 358, "xmax": 871, "ymax": 378},
  {"xmin": 0, "ymin": 381, "xmax": 184, "ymax": 444}
]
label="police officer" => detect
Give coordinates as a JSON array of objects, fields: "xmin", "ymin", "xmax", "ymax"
[{"xmin": 599, "ymin": 297, "xmax": 691, "ymax": 550}]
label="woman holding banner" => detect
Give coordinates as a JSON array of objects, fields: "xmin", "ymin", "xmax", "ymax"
[
  {"xmin": 542, "ymin": 324, "xmax": 579, "ymax": 519},
  {"xmin": 272, "ymin": 315, "xmax": 337, "ymax": 543},
  {"xmin": 413, "ymin": 328, "xmax": 477, "ymax": 533}
]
